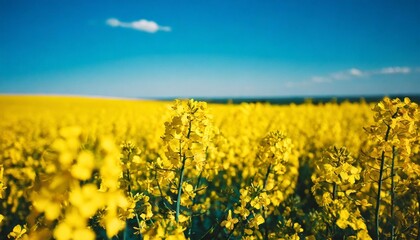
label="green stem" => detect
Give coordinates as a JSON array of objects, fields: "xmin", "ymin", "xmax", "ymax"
[
  {"xmin": 332, "ymin": 182, "xmax": 337, "ymax": 200},
  {"xmin": 123, "ymin": 153, "xmax": 132, "ymax": 240},
  {"xmin": 262, "ymin": 164, "xmax": 272, "ymax": 190},
  {"xmin": 175, "ymin": 120, "xmax": 192, "ymax": 223},
  {"xmin": 176, "ymin": 154, "xmax": 187, "ymax": 223},
  {"xmin": 125, "ymin": 169, "xmax": 143, "ymax": 238},
  {"xmin": 390, "ymin": 146, "xmax": 396, "ymax": 240},
  {"xmin": 135, "ymin": 213, "xmax": 141, "ymax": 232},
  {"xmin": 188, "ymin": 170, "xmax": 204, "ymax": 238},
  {"xmin": 375, "ymin": 142, "xmax": 388, "ymax": 240},
  {"xmin": 126, "ymin": 169, "xmax": 132, "ymax": 195},
  {"xmin": 125, "ymin": 152, "xmax": 132, "ymax": 195},
  {"xmin": 123, "ymin": 225, "xmax": 128, "ymax": 240},
  {"xmin": 375, "ymin": 108, "xmax": 398, "ymax": 240},
  {"xmin": 262, "ymin": 164, "xmax": 272, "ymax": 240}
]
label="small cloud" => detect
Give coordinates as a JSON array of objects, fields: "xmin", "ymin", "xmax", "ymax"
[
  {"xmin": 311, "ymin": 76, "xmax": 331, "ymax": 83},
  {"xmin": 311, "ymin": 66, "xmax": 412, "ymax": 84},
  {"xmin": 291, "ymin": 65, "xmax": 415, "ymax": 89},
  {"xmin": 106, "ymin": 18, "xmax": 121, "ymax": 27},
  {"xmin": 285, "ymin": 81, "xmax": 311, "ymax": 88},
  {"xmin": 349, "ymin": 68, "xmax": 363, "ymax": 76},
  {"xmin": 331, "ymin": 71, "xmax": 349, "ymax": 80},
  {"xmin": 379, "ymin": 67, "xmax": 411, "ymax": 74},
  {"xmin": 106, "ymin": 18, "xmax": 171, "ymax": 33},
  {"xmin": 310, "ymin": 68, "xmax": 364, "ymax": 83}
]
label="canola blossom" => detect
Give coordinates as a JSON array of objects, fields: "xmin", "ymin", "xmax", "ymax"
[{"xmin": 0, "ymin": 95, "xmax": 418, "ymax": 239}]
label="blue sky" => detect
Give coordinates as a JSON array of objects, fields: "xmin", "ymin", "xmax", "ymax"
[{"xmin": 1, "ymin": 0, "xmax": 419, "ymax": 98}]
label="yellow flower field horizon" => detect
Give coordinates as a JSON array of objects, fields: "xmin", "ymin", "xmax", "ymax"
[{"xmin": 0, "ymin": 95, "xmax": 418, "ymax": 239}]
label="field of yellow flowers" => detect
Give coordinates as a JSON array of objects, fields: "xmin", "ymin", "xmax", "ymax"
[{"xmin": 0, "ymin": 95, "xmax": 418, "ymax": 239}]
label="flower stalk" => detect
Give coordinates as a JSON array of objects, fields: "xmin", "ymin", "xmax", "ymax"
[
  {"xmin": 176, "ymin": 154, "xmax": 187, "ymax": 223},
  {"xmin": 374, "ymin": 108, "xmax": 397, "ymax": 240}
]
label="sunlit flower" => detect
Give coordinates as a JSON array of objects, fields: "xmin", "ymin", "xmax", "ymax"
[{"xmin": 221, "ymin": 210, "xmax": 239, "ymax": 231}]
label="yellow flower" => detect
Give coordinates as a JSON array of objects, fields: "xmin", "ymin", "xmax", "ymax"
[
  {"xmin": 72, "ymin": 228, "xmax": 95, "ymax": 240},
  {"xmin": 240, "ymin": 188, "xmax": 252, "ymax": 204},
  {"xmin": 357, "ymin": 229, "xmax": 372, "ymax": 239},
  {"xmin": 244, "ymin": 228, "xmax": 254, "ymax": 235},
  {"xmin": 356, "ymin": 199, "xmax": 372, "ymax": 207},
  {"xmin": 0, "ymin": 165, "xmax": 5, "ymax": 198},
  {"xmin": 8, "ymin": 225, "xmax": 27, "ymax": 239},
  {"xmin": 178, "ymin": 214, "xmax": 190, "ymax": 223},
  {"xmin": 162, "ymin": 99, "xmax": 213, "ymax": 171},
  {"xmin": 32, "ymin": 195, "xmax": 61, "ymax": 220},
  {"xmin": 70, "ymin": 151, "xmax": 95, "ymax": 180},
  {"xmin": 54, "ymin": 222, "xmax": 95, "ymax": 240},
  {"xmin": 293, "ymin": 222, "xmax": 304, "ymax": 233},
  {"xmin": 248, "ymin": 214, "xmax": 265, "ymax": 229},
  {"xmin": 250, "ymin": 192, "xmax": 271, "ymax": 210},
  {"xmin": 105, "ymin": 217, "xmax": 126, "ymax": 237},
  {"xmin": 221, "ymin": 210, "xmax": 239, "ymax": 231},
  {"xmin": 234, "ymin": 205, "xmax": 250, "ymax": 220},
  {"xmin": 257, "ymin": 131, "xmax": 292, "ymax": 170},
  {"xmin": 69, "ymin": 184, "xmax": 104, "ymax": 218},
  {"xmin": 54, "ymin": 222, "xmax": 72, "ymax": 240},
  {"xmin": 336, "ymin": 209, "xmax": 350, "ymax": 229}
]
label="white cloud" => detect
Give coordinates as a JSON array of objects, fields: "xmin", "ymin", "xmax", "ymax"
[
  {"xmin": 330, "ymin": 72, "xmax": 347, "ymax": 80},
  {"xmin": 379, "ymin": 67, "xmax": 411, "ymax": 74},
  {"xmin": 286, "ymin": 66, "xmax": 416, "ymax": 89},
  {"xmin": 311, "ymin": 68, "xmax": 365, "ymax": 83},
  {"xmin": 349, "ymin": 68, "xmax": 363, "ymax": 76},
  {"xmin": 106, "ymin": 18, "xmax": 121, "ymax": 27},
  {"xmin": 311, "ymin": 76, "xmax": 331, "ymax": 83},
  {"xmin": 311, "ymin": 66, "xmax": 412, "ymax": 84},
  {"xmin": 106, "ymin": 18, "xmax": 171, "ymax": 33}
]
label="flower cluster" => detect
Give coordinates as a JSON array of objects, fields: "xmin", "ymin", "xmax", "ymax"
[
  {"xmin": 220, "ymin": 131, "xmax": 297, "ymax": 238},
  {"xmin": 364, "ymin": 97, "xmax": 419, "ymax": 239},
  {"xmin": 366, "ymin": 97, "xmax": 418, "ymax": 160},
  {"xmin": 140, "ymin": 99, "xmax": 216, "ymax": 238},
  {"xmin": 162, "ymin": 99, "xmax": 213, "ymax": 171},
  {"xmin": 311, "ymin": 146, "xmax": 370, "ymax": 239},
  {"xmin": 26, "ymin": 128, "xmax": 132, "ymax": 239}
]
